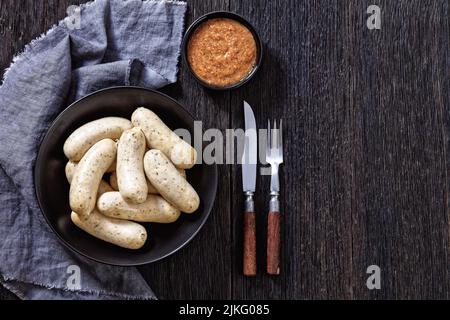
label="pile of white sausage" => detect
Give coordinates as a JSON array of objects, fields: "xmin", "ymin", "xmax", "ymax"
[{"xmin": 64, "ymin": 107, "xmax": 200, "ymax": 250}]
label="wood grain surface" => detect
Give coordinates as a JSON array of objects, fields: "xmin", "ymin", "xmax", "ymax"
[{"xmin": 0, "ymin": 0, "xmax": 449, "ymax": 300}]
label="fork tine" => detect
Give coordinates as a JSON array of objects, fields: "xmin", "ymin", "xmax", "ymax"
[
  {"xmin": 276, "ymin": 120, "xmax": 281, "ymax": 150},
  {"xmin": 276, "ymin": 120, "xmax": 280, "ymax": 156},
  {"xmin": 272, "ymin": 120, "xmax": 277, "ymax": 151}
]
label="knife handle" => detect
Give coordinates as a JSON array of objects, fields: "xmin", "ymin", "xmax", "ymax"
[
  {"xmin": 267, "ymin": 196, "xmax": 281, "ymax": 275},
  {"xmin": 243, "ymin": 194, "xmax": 257, "ymax": 276}
]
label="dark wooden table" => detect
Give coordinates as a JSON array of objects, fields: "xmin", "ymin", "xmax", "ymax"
[{"xmin": 0, "ymin": 0, "xmax": 449, "ymax": 300}]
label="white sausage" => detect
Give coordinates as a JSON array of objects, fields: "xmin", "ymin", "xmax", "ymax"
[
  {"xmin": 117, "ymin": 128, "xmax": 148, "ymax": 204},
  {"xmin": 70, "ymin": 139, "xmax": 116, "ymax": 216},
  {"xmin": 65, "ymin": 161, "xmax": 77, "ymax": 183},
  {"xmin": 131, "ymin": 108, "xmax": 197, "ymax": 169},
  {"xmin": 110, "ymin": 170, "xmax": 185, "ymax": 195},
  {"xmin": 64, "ymin": 117, "xmax": 132, "ymax": 161},
  {"xmin": 71, "ymin": 211, "xmax": 147, "ymax": 250},
  {"xmin": 66, "ymin": 161, "xmax": 113, "ymax": 198},
  {"xmin": 111, "ymin": 170, "xmax": 153, "ymax": 193},
  {"xmin": 97, "ymin": 192, "xmax": 181, "ymax": 223},
  {"xmin": 144, "ymin": 150, "xmax": 200, "ymax": 214},
  {"xmin": 66, "ymin": 161, "xmax": 116, "ymax": 184}
]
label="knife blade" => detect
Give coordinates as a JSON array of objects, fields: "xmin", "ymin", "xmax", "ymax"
[
  {"xmin": 242, "ymin": 101, "xmax": 257, "ymax": 192},
  {"xmin": 242, "ymin": 101, "xmax": 257, "ymax": 276}
]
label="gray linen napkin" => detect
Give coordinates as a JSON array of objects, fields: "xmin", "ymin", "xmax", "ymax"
[{"xmin": 0, "ymin": 0, "xmax": 186, "ymax": 300}]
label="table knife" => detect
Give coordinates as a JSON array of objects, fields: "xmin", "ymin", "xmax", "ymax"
[{"xmin": 242, "ymin": 101, "xmax": 258, "ymax": 276}]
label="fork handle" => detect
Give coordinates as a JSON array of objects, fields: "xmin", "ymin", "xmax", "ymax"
[
  {"xmin": 243, "ymin": 193, "xmax": 257, "ymax": 276},
  {"xmin": 267, "ymin": 197, "xmax": 281, "ymax": 275}
]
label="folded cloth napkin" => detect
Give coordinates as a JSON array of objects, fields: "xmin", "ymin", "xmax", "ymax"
[{"xmin": 0, "ymin": 0, "xmax": 186, "ymax": 300}]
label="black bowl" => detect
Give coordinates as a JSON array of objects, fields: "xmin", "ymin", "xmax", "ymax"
[
  {"xmin": 34, "ymin": 86, "xmax": 218, "ymax": 266},
  {"xmin": 182, "ymin": 11, "xmax": 263, "ymax": 90}
]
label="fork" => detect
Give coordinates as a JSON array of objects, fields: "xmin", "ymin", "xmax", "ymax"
[{"xmin": 266, "ymin": 120, "xmax": 284, "ymax": 275}]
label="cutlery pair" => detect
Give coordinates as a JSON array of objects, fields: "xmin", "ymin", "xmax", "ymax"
[{"xmin": 242, "ymin": 101, "xmax": 284, "ymax": 276}]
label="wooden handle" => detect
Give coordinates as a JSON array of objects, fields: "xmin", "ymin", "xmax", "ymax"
[
  {"xmin": 243, "ymin": 211, "xmax": 257, "ymax": 276},
  {"xmin": 267, "ymin": 211, "xmax": 281, "ymax": 275}
]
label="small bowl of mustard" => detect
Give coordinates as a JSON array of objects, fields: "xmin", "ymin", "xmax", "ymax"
[{"xmin": 182, "ymin": 11, "xmax": 263, "ymax": 90}]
